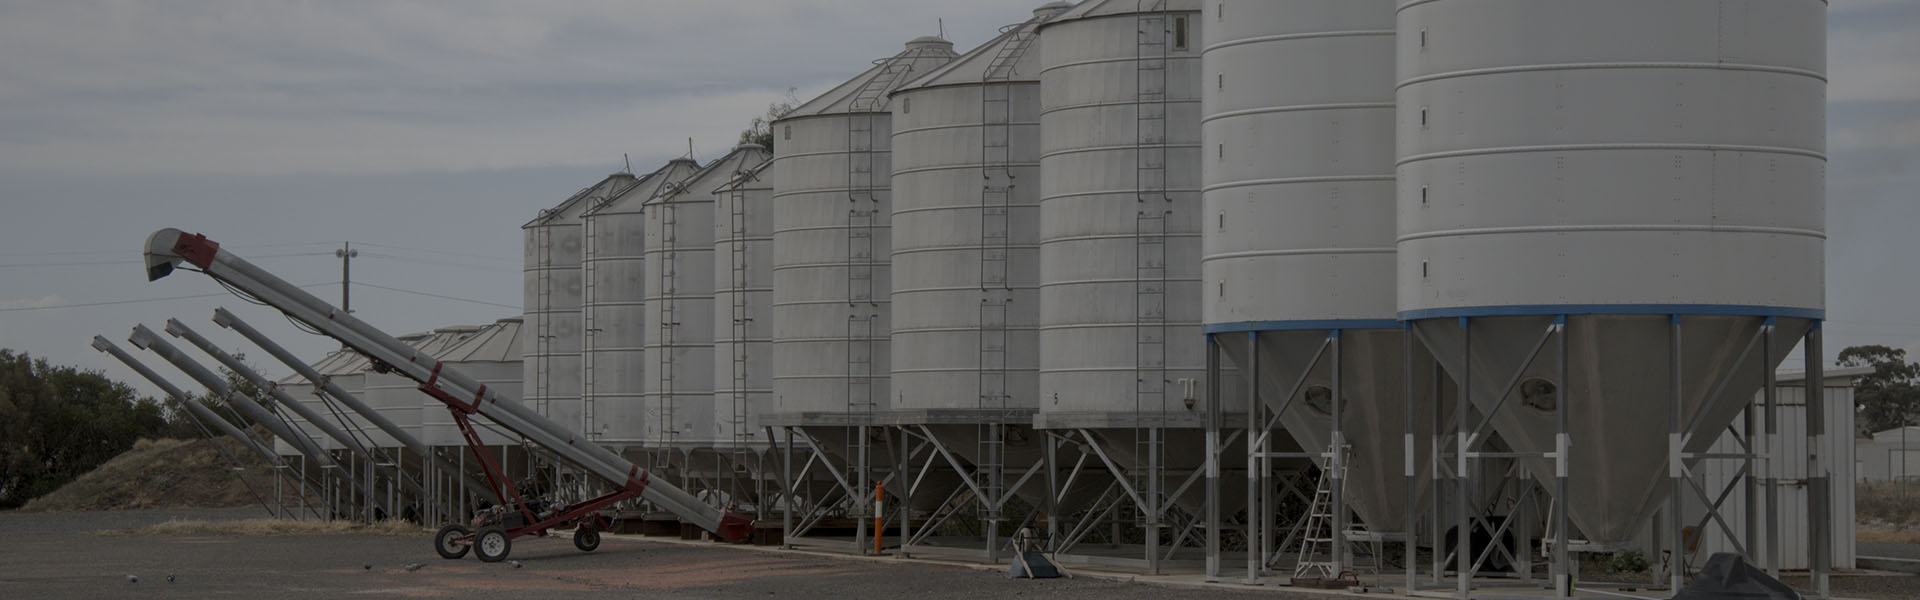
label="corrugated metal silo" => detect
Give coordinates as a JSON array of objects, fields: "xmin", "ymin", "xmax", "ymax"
[
  {"xmin": 361, "ymin": 328, "xmax": 478, "ymax": 449},
  {"xmin": 1035, "ymin": 0, "xmax": 1231, "ymax": 500},
  {"xmin": 579, "ymin": 160, "xmax": 698, "ymax": 446},
  {"xmin": 524, "ymin": 173, "xmax": 641, "ymax": 439},
  {"xmin": 713, "ymin": 160, "xmax": 775, "ymax": 454},
  {"xmin": 1397, "ymin": 0, "xmax": 1825, "ymax": 546},
  {"xmin": 886, "ymin": 3, "xmax": 1069, "ymax": 519},
  {"xmin": 420, "ymin": 318, "xmax": 524, "ymax": 447},
  {"xmin": 768, "ymin": 37, "xmax": 956, "ymax": 424},
  {"xmin": 273, "ymin": 349, "xmax": 364, "ymax": 454},
  {"xmin": 890, "ymin": 4, "xmax": 1057, "ymax": 423},
  {"xmin": 1199, "ymin": 0, "xmax": 1432, "ymax": 534},
  {"xmin": 643, "ymin": 145, "xmax": 770, "ymax": 452}
]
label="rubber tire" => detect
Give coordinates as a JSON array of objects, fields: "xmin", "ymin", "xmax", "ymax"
[
  {"xmin": 474, "ymin": 527, "xmax": 511, "ymax": 563},
  {"xmin": 574, "ymin": 527, "xmax": 601, "ymax": 552},
  {"xmin": 434, "ymin": 524, "xmax": 472, "ymax": 560}
]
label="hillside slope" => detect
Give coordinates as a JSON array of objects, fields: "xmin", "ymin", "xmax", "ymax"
[{"xmin": 22, "ymin": 436, "xmax": 283, "ymax": 511}]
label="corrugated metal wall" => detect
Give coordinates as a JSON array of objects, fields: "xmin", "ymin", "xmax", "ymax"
[{"xmin": 1694, "ymin": 382, "xmax": 1856, "ymax": 570}]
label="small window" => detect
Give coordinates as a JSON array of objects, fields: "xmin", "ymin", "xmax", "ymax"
[
  {"xmin": 1217, "ymin": 281, "xmax": 1224, "ymax": 297},
  {"xmin": 1422, "ymin": 260, "xmax": 1429, "ymax": 278},
  {"xmin": 1421, "ymin": 185, "xmax": 1429, "ymax": 205},
  {"xmin": 1420, "ymin": 107, "xmax": 1428, "ymax": 128},
  {"xmin": 901, "ymin": 97, "xmax": 911, "ymax": 114},
  {"xmin": 1217, "ymin": 73, "xmax": 1224, "ymax": 90},
  {"xmin": 783, "ymin": 125, "xmax": 792, "ymax": 140},
  {"xmin": 1217, "ymin": 212, "xmax": 1224, "ymax": 229},
  {"xmin": 1217, "ymin": 143, "xmax": 1223, "ymax": 160},
  {"xmin": 1217, "ymin": 2, "xmax": 1223, "ymax": 21},
  {"xmin": 1173, "ymin": 16, "xmax": 1189, "ymax": 51},
  {"xmin": 1420, "ymin": 28, "xmax": 1428, "ymax": 48}
]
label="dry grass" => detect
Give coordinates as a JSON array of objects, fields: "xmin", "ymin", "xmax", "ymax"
[
  {"xmin": 101, "ymin": 517, "xmax": 424, "ymax": 537},
  {"xmin": 1857, "ymin": 482, "xmax": 1920, "ymax": 544},
  {"xmin": 22, "ymin": 434, "xmax": 297, "ymax": 511}
]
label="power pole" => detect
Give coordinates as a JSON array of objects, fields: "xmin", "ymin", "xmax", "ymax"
[
  {"xmin": 336, "ymin": 242, "xmax": 358, "ymax": 312},
  {"xmin": 337, "ymin": 242, "xmax": 357, "ymax": 349}
]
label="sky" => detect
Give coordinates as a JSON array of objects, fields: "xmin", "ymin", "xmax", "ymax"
[{"xmin": 0, "ymin": 0, "xmax": 1916, "ymax": 401}]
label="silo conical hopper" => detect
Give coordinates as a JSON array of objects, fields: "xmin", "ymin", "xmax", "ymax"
[{"xmin": 1397, "ymin": 0, "xmax": 1826, "ymax": 546}]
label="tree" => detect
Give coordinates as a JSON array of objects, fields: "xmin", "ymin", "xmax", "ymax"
[
  {"xmin": 0, "ymin": 350, "xmax": 184, "ymax": 508},
  {"xmin": 1838, "ymin": 345, "xmax": 1920, "ymax": 437},
  {"xmin": 739, "ymin": 88, "xmax": 801, "ymax": 153}
]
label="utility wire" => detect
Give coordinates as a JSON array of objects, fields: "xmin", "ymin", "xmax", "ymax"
[
  {"xmin": 349, "ymin": 241, "xmax": 517, "ymax": 262},
  {"xmin": 0, "ymin": 241, "xmax": 337, "ymax": 259},
  {"xmin": 358, "ymin": 252, "xmax": 517, "ymax": 273},
  {"xmin": 0, "ymin": 283, "xmax": 332, "ymax": 312},
  {"xmin": 0, "ymin": 252, "xmax": 330, "ymax": 269},
  {"xmin": 350, "ymin": 281, "xmax": 519, "ymax": 309}
]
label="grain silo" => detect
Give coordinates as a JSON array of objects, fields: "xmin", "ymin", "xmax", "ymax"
[
  {"xmin": 768, "ymin": 34, "xmax": 955, "ymax": 550},
  {"xmin": 1199, "ymin": 0, "xmax": 1435, "ymax": 576},
  {"xmin": 360, "ymin": 327, "xmax": 477, "ymax": 449},
  {"xmin": 1397, "ymin": 0, "xmax": 1826, "ymax": 590},
  {"xmin": 1035, "ymin": 1, "xmax": 1240, "ymax": 565},
  {"xmin": 419, "ymin": 318, "xmax": 524, "ymax": 448},
  {"xmin": 885, "ymin": 1, "xmax": 1067, "ymax": 557},
  {"xmin": 713, "ymin": 160, "xmax": 775, "ymax": 457},
  {"xmin": 524, "ymin": 173, "xmax": 641, "ymax": 439},
  {"xmin": 579, "ymin": 160, "xmax": 699, "ymax": 452},
  {"xmin": 643, "ymin": 145, "xmax": 770, "ymax": 484}
]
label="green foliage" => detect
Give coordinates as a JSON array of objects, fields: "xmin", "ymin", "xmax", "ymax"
[
  {"xmin": 0, "ymin": 349, "xmax": 191, "ymax": 508},
  {"xmin": 738, "ymin": 88, "xmax": 800, "ymax": 154},
  {"xmin": 1838, "ymin": 345, "xmax": 1920, "ymax": 436},
  {"xmin": 1606, "ymin": 550, "xmax": 1650, "ymax": 574}
]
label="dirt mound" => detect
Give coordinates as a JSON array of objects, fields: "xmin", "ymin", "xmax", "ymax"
[{"xmin": 22, "ymin": 436, "xmax": 283, "ymax": 511}]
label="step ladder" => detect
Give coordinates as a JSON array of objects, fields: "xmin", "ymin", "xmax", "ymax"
[{"xmin": 1294, "ymin": 446, "xmax": 1351, "ymax": 582}]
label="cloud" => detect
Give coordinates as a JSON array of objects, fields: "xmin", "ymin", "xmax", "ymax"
[
  {"xmin": 0, "ymin": 0, "xmax": 1035, "ymax": 176},
  {"xmin": 0, "ymin": 295, "xmax": 65, "ymax": 310}
]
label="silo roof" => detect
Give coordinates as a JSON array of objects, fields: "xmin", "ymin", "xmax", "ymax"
[
  {"xmin": 713, "ymin": 157, "xmax": 773, "ymax": 194},
  {"xmin": 650, "ymin": 144, "xmax": 770, "ymax": 206},
  {"xmin": 438, "ymin": 317, "xmax": 524, "ymax": 363},
  {"xmin": 1047, "ymin": 0, "xmax": 1200, "ymax": 25},
  {"xmin": 898, "ymin": 3, "xmax": 1069, "ymax": 91},
  {"xmin": 779, "ymin": 36, "xmax": 958, "ymax": 119},
  {"xmin": 523, "ymin": 172, "xmax": 642, "ymax": 228},
  {"xmin": 583, "ymin": 158, "xmax": 701, "ymax": 216}
]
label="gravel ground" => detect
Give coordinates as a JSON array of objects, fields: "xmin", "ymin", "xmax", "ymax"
[
  {"xmin": 3, "ymin": 508, "xmax": 1911, "ymax": 599},
  {"xmin": 1858, "ymin": 541, "xmax": 1920, "ymax": 560},
  {"xmin": 0, "ymin": 509, "xmax": 1310, "ymax": 599}
]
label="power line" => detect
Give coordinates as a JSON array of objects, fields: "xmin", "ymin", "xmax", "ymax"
[
  {"xmin": 0, "ymin": 283, "xmax": 332, "ymax": 313},
  {"xmin": 0, "ymin": 242, "xmax": 338, "ymax": 259},
  {"xmin": 357, "ymin": 252, "xmax": 518, "ymax": 273},
  {"xmin": 350, "ymin": 281, "xmax": 519, "ymax": 309},
  {"xmin": 0, "ymin": 252, "xmax": 330, "ymax": 269},
  {"xmin": 349, "ymin": 241, "xmax": 517, "ymax": 262}
]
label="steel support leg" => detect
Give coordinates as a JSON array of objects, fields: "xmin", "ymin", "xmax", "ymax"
[
  {"xmin": 1669, "ymin": 316, "xmax": 1686, "ymax": 592},
  {"xmin": 1456, "ymin": 317, "xmax": 1472, "ymax": 600},
  {"xmin": 1205, "ymin": 335, "xmax": 1221, "ymax": 579},
  {"xmin": 1805, "ymin": 324, "xmax": 1829, "ymax": 598}
]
